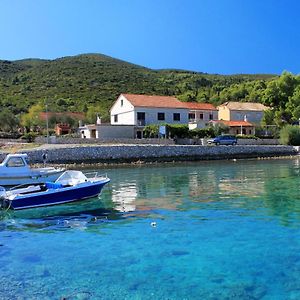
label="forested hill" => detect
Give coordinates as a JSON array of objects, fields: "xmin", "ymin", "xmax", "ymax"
[{"xmin": 0, "ymin": 53, "xmax": 277, "ymax": 121}]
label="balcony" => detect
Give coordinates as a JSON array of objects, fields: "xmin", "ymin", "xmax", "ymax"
[{"xmin": 137, "ymin": 120, "xmax": 146, "ymax": 126}]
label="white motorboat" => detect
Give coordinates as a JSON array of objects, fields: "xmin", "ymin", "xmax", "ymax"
[
  {"xmin": 0, "ymin": 153, "xmax": 65, "ymax": 186},
  {"xmin": 0, "ymin": 170, "xmax": 110, "ymax": 210}
]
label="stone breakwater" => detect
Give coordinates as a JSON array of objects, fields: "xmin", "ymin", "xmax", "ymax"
[{"xmin": 0, "ymin": 144, "xmax": 298, "ymax": 165}]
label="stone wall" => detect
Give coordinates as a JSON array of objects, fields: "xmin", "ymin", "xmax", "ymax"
[
  {"xmin": 35, "ymin": 136, "xmax": 175, "ymax": 145},
  {"xmin": 36, "ymin": 136, "xmax": 279, "ymax": 146},
  {"xmin": 0, "ymin": 145, "xmax": 297, "ymax": 165}
]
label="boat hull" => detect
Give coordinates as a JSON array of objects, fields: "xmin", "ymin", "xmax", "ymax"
[
  {"xmin": 9, "ymin": 179, "xmax": 110, "ymax": 210},
  {"xmin": 0, "ymin": 171, "xmax": 65, "ymax": 186}
]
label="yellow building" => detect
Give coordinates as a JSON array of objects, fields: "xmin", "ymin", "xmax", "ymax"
[{"xmin": 218, "ymin": 102, "xmax": 269, "ymax": 125}]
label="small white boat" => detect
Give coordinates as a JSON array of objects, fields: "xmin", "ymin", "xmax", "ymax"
[
  {"xmin": 0, "ymin": 170, "xmax": 110, "ymax": 210},
  {"xmin": 0, "ymin": 153, "xmax": 65, "ymax": 186}
]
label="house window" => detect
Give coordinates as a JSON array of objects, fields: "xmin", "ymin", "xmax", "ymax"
[
  {"xmin": 209, "ymin": 114, "xmax": 213, "ymax": 120},
  {"xmin": 173, "ymin": 113, "xmax": 180, "ymax": 121},
  {"xmin": 189, "ymin": 113, "xmax": 195, "ymax": 120},
  {"xmin": 137, "ymin": 112, "xmax": 145, "ymax": 120},
  {"xmin": 236, "ymin": 129, "xmax": 239, "ymax": 134},
  {"xmin": 199, "ymin": 113, "xmax": 204, "ymax": 120},
  {"xmin": 114, "ymin": 114, "xmax": 118, "ymax": 123},
  {"xmin": 121, "ymin": 99, "xmax": 123, "ymax": 106},
  {"xmin": 157, "ymin": 112, "xmax": 165, "ymax": 121}
]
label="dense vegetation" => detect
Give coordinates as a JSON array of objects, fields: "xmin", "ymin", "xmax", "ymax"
[
  {"xmin": 0, "ymin": 53, "xmax": 300, "ymax": 133},
  {"xmin": 280, "ymin": 125, "xmax": 300, "ymax": 145}
]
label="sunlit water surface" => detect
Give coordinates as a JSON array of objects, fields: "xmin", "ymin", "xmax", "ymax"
[{"xmin": 1, "ymin": 158, "xmax": 300, "ymax": 299}]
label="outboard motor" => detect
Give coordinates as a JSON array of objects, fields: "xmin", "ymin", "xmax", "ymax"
[
  {"xmin": 0, "ymin": 186, "xmax": 6, "ymax": 199},
  {"xmin": 0, "ymin": 186, "xmax": 7, "ymax": 209}
]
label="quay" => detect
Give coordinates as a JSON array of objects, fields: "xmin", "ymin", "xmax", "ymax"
[{"xmin": 0, "ymin": 144, "xmax": 298, "ymax": 165}]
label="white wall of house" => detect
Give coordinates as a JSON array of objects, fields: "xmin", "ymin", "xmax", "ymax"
[
  {"xmin": 80, "ymin": 124, "xmax": 135, "ymax": 138},
  {"xmin": 111, "ymin": 96, "xmax": 189, "ymax": 126},
  {"xmin": 79, "ymin": 126, "xmax": 97, "ymax": 139},
  {"xmin": 110, "ymin": 94, "xmax": 135, "ymax": 125},
  {"xmin": 188, "ymin": 110, "xmax": 218, "ymax": 128},
  {"xmin": 134, "ymin": 107, "xmax": 189, "ymax": 126},
  {"xmin": 97, "ymin": 125, "xmax": 135, "ymax": 138}
]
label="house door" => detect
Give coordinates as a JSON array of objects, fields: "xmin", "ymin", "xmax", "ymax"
[
  {"xmin": 91, "ymin": 129, "xmax": 96, "ymax": 138},
  {"xmin": 136, "ymin": 131, "xmax": 143, "ymax": 139}
]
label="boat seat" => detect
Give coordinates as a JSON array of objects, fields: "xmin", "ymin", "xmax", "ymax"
[
  {"xmin": 9, "ymin": 185, "xmax": 42, "ymax": 196},
  {"xmin": 45, "ymin": 182, "xmax": 64, "ymax": 189}
]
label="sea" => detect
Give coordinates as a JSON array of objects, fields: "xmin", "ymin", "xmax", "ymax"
[{"xmin": 0, "ymin": 157, "xmax": 300, "ymax": 299}]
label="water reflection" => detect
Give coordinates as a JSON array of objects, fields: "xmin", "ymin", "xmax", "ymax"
[
  {"xmin": 112, "ymin": 182, "xmax": 138, "ymax": 212},
  {"xmin": 107, "ymin": 158, "xmax": 300, "ymax": 224}
]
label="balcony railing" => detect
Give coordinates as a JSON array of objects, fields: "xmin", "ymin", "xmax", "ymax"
[{"xmin": 137, "ymin": 120, "xmax": 146, "ymax": 126}]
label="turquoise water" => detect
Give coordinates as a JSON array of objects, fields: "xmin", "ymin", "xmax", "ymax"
[{"xmin": 1, "ymin": 158, "xmax": 300, "ymax": 299}]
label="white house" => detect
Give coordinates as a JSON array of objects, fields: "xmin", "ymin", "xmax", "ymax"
[
  {"xmin": 110, "ymin": 94, "xmax": 190, "ymax": 138},
  {"xmin": 79, "ymin": 124, "xmax": 136, "ymax": 139}
]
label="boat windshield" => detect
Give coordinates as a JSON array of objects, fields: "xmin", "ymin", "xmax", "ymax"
[
  {"xmin": 6, "ymin": 157, "xmax": 26, "ymax": 167},
  {"xmin": 55, "ymin": 170, "xmax": 88, "ymax": 186}
]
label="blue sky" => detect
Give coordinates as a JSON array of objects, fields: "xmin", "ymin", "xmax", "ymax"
[{"xmin": 0, "ymin": 0, "xmax": 299, "ymax": 74}]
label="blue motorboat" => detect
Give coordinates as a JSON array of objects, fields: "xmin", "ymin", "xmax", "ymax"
[{"xmin": 0, "ymin": 170, "xmax": 110, "ymax": 210}]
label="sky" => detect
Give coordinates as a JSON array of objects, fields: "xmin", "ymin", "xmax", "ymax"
[{"xmin": 0, "ymin": 0, "xmax": 300, "ymax": 75}]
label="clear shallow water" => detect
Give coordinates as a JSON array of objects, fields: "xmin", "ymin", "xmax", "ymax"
[{"xmin": 1, "ymin": 158, "xmax": 300, "ymax": 299}]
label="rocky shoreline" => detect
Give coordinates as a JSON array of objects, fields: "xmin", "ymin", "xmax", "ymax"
[{"xmin": 0, "ymin": 144, "xmax": 298, "ymax": 166}]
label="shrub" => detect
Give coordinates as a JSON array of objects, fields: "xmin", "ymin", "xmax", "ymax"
[
  {"xmin": 189, "ymin": 127, "xmax": 215, "ymax": 138},
  {"xmin": 280, "ymin": 125, "xmax": 300, "ymax": 145},
  {"xmin": 255, "ymin": 126, "xmax": 279, "ymax": 139},
  {"xmin": 236, "ymin": 134, "xmax": 257, "ymax": 139},
  {"xmin": 166, "ymin": 124, "xmax": 189, "ymax": 138},
  {"xmin": 143, "ymin": 125, "xmax": 159, "ymax": 138},
  {"xmin": 21, "ymin": 132, "xmax": 37, "ymax": 143}
]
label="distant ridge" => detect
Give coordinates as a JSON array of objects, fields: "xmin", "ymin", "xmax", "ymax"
[{"xmin": 0, "ymin": 53, "xmax": 277, "ymax": 121}]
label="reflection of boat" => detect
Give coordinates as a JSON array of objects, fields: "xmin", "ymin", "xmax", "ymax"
[
  {"xmin": 0, "ymin": 153, "xmax": 65, "ymax": 186},
  {"xmin": 0, "ymin": 170, "xmax": 110, "ymax": 210}
]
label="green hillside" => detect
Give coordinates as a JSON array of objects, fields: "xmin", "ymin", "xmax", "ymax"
[{"xmin": 0, "ymin": 53, "xmax": 277, "ymax": 122}]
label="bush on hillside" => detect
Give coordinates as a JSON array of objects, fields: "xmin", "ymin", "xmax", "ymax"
[{"xmin": 280, "ymin": 125, "xmax": 300, "ymax": 145}]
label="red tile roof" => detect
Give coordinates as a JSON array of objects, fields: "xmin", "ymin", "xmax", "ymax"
[
  {"xmin": 122, "ymin": 94, "xmax": 186, "ymax": 109},
  {"xmin": 211, "ymin": 120, "xmax": 253, "ymax": 127},
  {"xmin": 182, "ymin": 102, "xmax": 217, "ymax": 111}
]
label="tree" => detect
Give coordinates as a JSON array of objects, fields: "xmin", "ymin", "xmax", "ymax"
[
  {"xmin": 20, "ymin": 103, "xmax": 44, "ymax": 131},
  {"xmin": 286, "ymin": 85, "xmax": 300, "ymax": 121},
  {"xmin": 85, "ymin": 104, "xmax": 110, "ymax": 124},
  {"xmin": 261, "ymin": 109, "xmax": 276, "ymax": 126},
  {"xmin": 262, "ymin": 72, "xmax": 298, "ymax": 109},
  {"xmin": 0, "ymin": 108, "xmax": 20, "ymax": 132}
]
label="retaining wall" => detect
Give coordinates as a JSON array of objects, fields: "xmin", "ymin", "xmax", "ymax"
[
  {"xmin": 0, "ymin": 145, "xmax": 297, "ymax": 165},
  {"xmin": 35, "ymin": 136, "xmax": 175, "ymax": 145}
]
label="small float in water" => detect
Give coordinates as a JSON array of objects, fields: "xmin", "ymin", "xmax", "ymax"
[
  {"xmin": 0, "ymin": 153, "xmax": 65, "ymax": 186},
  {"xmin": 0, "ymin": 170, "xmax": 110, "ymax": 210}
]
